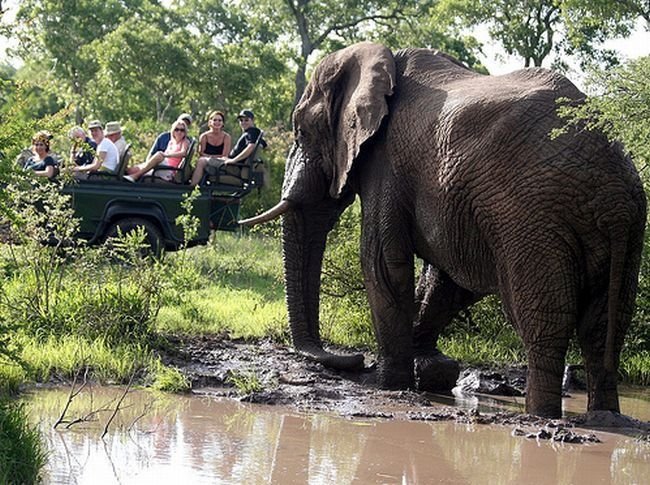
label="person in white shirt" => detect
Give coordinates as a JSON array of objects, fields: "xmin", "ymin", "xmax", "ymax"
[{"xmin": 71, "ymin": 120, "xmax": 119, "ymax": 175}]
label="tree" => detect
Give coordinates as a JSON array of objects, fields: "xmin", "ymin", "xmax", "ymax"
[
  {"xmin": 252, "ymin": 0, "xmax": 407, "ymax": 108},
  {"xmin": 556, "ymin": 56, "xmax": 650, "ymax": 168},
  {"xmin": 455, "ymin": 0, "xmax": 649, "ymax": 69},
  {"xmin": 458, "ymin": 0, "xmax": 563, "ymax": 67},
  {"xmin": 8, "ymin": 0, "xmax": 166, "ymax": 122},
  {"xmin": 370, "ymin": 0, "xmax": 486, "ymax": 71},
  {"xmin": 87, "ymin": 19, "xmax": 195, "ymax": 123}
]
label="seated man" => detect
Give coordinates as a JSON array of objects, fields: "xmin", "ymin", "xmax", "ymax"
[
  {"xmin": 189, "ymin": 109, "xmax": 266, "ymax": 187},
  {"xmin": 104, "ymin": 121, "xmax": 127, "ymax": 160},
  {"xmin": 148, "ymin": 113, "xmax": 193, "ymax": 159},
  {"xmin": 69, "ymin": 120, "xmax": 119, "ymax": 177},
  {"xmin": 68, "ymin": 126, "xmax": 97, "ymax": 167}
]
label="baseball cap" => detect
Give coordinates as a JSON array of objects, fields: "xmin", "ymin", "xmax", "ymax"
[{"xmin": 237, "ymin": 109, "xmax": 254, "ymax": 120}]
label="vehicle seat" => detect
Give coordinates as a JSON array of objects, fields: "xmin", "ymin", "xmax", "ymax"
[
  {"xmin": 87, "ymin": 143, "xmax": 132, "ymax": 180},
  {"xmin": 141, "ymin": 139, "xmax": 196, "ymax": 185},
  {"xmin": 203, "ymin": 131, "xmax": 267, "ymax": 189}
]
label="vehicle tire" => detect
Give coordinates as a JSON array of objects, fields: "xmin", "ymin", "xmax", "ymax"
[{"xmin": 103, "ymin": 217, "xmax": 164, "ymax": 257}]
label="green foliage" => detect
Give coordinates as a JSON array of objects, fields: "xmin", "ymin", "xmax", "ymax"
[
  {"xmin": 441, "ymin": 296, "xmax": 526, "ymax": 365},
  {"xmin": 150, "ymin": 362, "xmax": 191, "ymax": 393},
  {"xmin": 155, "ymin": 234, "xmax": 287, "ymax": 342},
  {"xmin": 620, "ymin": 351, "xmax": 650, "ymax": 386},
  {"xmin": 556, "ymin": 56, "xmax": 650, "ymax": 167},
  {"xmin": 226, "ymin": 369, "xmax": 263, "ymax": 395},
  {"xmin": 320, "ymin": 201, "xmax": 375, "ymax": 348},
  {"xmin": 0, "ymin": 398, "xmax": 46, "ymax": 485}
]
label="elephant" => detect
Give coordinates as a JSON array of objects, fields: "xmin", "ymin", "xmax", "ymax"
[{"xmin": 242, "ymin": 42, "xmax": 646, "ymax": 418}]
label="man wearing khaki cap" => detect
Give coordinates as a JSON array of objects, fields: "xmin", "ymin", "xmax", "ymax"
[
  {"xmin": 105, "ymin": 121, "xmax": 127, "ymax": 160},
  {"xmin": 70, "ymin": 120, "xmax": 119, "ymax": 176}
]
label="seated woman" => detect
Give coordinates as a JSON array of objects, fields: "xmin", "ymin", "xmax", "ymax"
[
  {"xmin": 124, "ymin": 120, "xmax": 189, "ymax": 182},
  {"xmin": 24, "ymin": 131, "xmax": 58, "ymax": 178},
  {"xmin": 189, "ymin": 111, "xmax": 231, "ymax": 187}
]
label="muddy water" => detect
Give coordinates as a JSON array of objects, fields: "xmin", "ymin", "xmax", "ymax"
[{"xmin": 25, "ymin": 386, "xmax": 650, "ymax": 484}]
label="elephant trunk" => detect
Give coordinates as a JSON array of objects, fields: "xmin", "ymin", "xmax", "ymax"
[{"xmin": 282, "ymin": 201, "xmax": 364, "ymax": 370}]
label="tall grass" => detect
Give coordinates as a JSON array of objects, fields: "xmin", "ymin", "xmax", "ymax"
[{"xmin": 0, "ymin": 399, "xmax": 46, "ymax": 485}]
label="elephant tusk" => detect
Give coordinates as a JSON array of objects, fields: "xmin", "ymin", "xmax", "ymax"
[{"xmin": 239, "ymin": 200, "xmax": 292, "ymax": 226}]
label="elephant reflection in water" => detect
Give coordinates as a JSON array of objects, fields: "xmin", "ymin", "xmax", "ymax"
[{"xmin": 244, "ymin": 42, "xmax": 646, "ymax": 418}]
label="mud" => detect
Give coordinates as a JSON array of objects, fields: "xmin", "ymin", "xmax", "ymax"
[{"xmin": 162, "ymin": 335, "xmax": 650, "ymax": 443}]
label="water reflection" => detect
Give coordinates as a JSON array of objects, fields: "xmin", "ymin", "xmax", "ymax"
[
  {"xmin": 24, "ymin": 386, "xmax": 650, "ymax": 484},
  {"xmin": 424, "ymin": 385, "xmax": 650, "ymax": 421}
]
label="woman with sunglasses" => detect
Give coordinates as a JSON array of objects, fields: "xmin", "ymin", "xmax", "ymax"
[
  {"xmin": 24, "ymin": 130, "xmax": 58, "ymax": 178},
  {"xmin": 124, "ymin": 120, "xmax": 189, "ymax": 182}
]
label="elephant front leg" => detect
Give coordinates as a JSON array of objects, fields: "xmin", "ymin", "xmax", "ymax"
[
  {"xmin": 413, "ymin": 265, "xmax": 480, "ymax": 391},
  {"xmin": 361, "ymin": 228, "xmax": 415, "ymax": 390}
]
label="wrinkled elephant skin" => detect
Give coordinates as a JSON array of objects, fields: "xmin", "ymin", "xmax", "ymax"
[{"xmin": 275, "ymin": 42, "xmax": 646, "ymax": 418}]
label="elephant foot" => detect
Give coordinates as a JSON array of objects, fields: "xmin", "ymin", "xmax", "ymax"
[
  {"xmin": 414, "ymin": 350, "xmax": 460, "ymax": 392},
  {"xmin": 377, "ymin": 357, "xmax": 414, "ymax": 390}
]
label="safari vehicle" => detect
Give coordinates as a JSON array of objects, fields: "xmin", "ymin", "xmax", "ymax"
[{"xmin": 62, "ymin": 132, "xmax": 267, "ymax": 253}]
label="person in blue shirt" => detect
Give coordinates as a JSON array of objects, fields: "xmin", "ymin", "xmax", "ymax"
[
  {"xmin": 68, "ymin": 126, "xmax": 97, "ymax": 166},
  {"xmin": 148, "ymin": 113, "xmax": 193, "ymax": 158}
]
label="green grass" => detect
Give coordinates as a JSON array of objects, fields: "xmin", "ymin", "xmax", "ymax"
[
  {"xmin": 0, "ymin": 398, "xmax": 46, "ymax": 485},
  {"xmin": 1, "ymin": 230, "xmax": 649, "ymax": 394},
  {"xmin": 620, "ymin": 351, "xmax": 650, "ymax": 386},
  {"xmin": 226, "ymin": 370, "xmax": 264, "ymax": 395},
  {"xmin": 156, "ymin": 233, "xmax": 288, "ymax": 340}
]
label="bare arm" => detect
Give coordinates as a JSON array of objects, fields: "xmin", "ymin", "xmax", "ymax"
[
  {"xmin": 75, "ymin": 151, "xmax": 105, "ymax": 172},
  {"xmin": 198, "ymin": 133, "xmax": 208, "ymax": 157},
  {"xmin": 225, "ymin": 143, "xmax": 254, "ymax": 164},
  {"xmin": 222, "ymin": 134, "xmax": 232, "ymax": 158},
  {"xmin": 164, "ymin": 139, "xmax": 189, "ymax": 159},
  {"xmin": 33, "ymin": 165, "xmax": 56, "ymax": 178}
]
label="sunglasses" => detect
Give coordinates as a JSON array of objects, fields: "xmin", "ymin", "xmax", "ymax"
[{"xmin": 174, "ymin": 128, "xmax": 186, "ymax": 132}]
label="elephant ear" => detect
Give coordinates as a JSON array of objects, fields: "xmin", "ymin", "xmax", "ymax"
[{"xmin": 297, "ymin": 42, "xmax": 395, "ymax": 199}]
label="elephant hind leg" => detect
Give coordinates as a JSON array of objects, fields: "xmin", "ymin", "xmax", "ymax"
[
  {"xmin": 413, "ymin": 264, "xmax": 480, "ymax": 351},
  {"xmin": 500, "ymin": 259, "xmax": 577, "ymax": 418},
  {"xmin": 413, "ymin": 264, "xmax": 480, "ymax": 391},
  {"xmin": 576, "ymin": 279, "xmax": 636, "ymax": 413}
]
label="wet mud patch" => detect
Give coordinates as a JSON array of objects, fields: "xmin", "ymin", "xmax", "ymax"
[{"xmin": 162, "ymin": 335, "xmax": 650, "ymax": 444}]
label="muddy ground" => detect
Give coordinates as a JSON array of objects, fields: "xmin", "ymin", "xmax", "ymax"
[{"xmin": 163, "ymin": 335, "xmax": 650, "ymax": 444}]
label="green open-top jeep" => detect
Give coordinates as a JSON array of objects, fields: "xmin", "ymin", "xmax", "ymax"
[{"xmin": 63, "ymin": 132, "xmax": 266, "ymax": 253}]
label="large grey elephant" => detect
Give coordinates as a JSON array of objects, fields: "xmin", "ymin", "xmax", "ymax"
[{"xmin": 243, "ymin": 42, "xmax": 646, "ymax": 418}]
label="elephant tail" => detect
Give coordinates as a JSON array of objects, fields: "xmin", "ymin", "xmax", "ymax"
[{"xmin": 605, "ymin": 226, "xmax": 629, "ymax": 373}]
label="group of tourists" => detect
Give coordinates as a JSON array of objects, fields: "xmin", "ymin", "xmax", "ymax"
[{"xmin": 22, "ymin": 108, "xmax": 266, "ymax": 186}]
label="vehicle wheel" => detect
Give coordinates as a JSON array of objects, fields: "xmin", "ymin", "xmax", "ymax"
[{"xmin": 103, "ymin": 217, "xmax": 164, "ymax": 257}]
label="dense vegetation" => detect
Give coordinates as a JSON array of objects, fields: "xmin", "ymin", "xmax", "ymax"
[{"xmin": 0, "ymin": 1, "xmax": 649, "ymax": 482}]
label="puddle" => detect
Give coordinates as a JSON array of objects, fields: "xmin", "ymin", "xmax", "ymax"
[
  {"xmin": 421, "ymin": 385, "xmax": 650, "ymax": 422},
  {"xmin": 24, "ymin": 385, "xmax": 650, "ymax": 484}
]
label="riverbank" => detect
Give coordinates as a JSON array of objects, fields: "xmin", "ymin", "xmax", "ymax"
[{"xmin": 160, "ymin": 333, "xmax": 650, "ymax": 439}]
